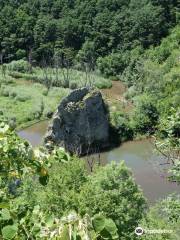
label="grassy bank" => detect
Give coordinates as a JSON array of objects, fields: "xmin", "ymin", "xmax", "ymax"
[
  {"xmin": 0, "ymin": 73, "xmax": 70, "ymax": 128},
  {"xmin": 0, "ymin": 63, "xmax": 112, "ymax": 128},
  {"xmin": 5, "ymin": 62, "xmax": 112, "ymax": 90}
]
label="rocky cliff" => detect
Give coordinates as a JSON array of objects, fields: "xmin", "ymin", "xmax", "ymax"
[{"xmin": 44, "ymin": 88, "xmax": 109, "ymax": 155}]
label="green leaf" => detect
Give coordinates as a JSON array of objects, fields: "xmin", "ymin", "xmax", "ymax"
[
  {"xmin": 92, "ymin": 214, "xmax": 106, "ymax": 233},
  {"xmin": 104, "ymin": 219, "xmax": 118, "ymax": 239},
  {"xmin": 45, "ymin": 215, "xmax": 54, "ymax": 227},
  {"xmin": 39, "ymin": 175, "xmax": 49, "ymax": 185},
  {"xmin": 1, "ymin": 209, "xmax": 11, "ymax": 220},
  {"xmin": 2, "ymin": 225, "xmax": 18, "ymax": 239},
  {"xmin": 0, "ymin": 202, "xmax": 10, "ymax": 209},
  {"xmin": 92, "ymin": 214, "xmax": 118, "ymax": 239}
]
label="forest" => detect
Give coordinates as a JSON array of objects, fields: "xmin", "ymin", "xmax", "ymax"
[{"xmin": 0, "ymin": 0, "xmax": 180, "ymax": 239}]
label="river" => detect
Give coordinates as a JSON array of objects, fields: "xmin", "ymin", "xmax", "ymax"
[{"xmin": 18, "ymin": 120, "xmax": 179, "ymax": 204}]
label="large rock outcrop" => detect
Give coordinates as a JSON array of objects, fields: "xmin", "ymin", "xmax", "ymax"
[{"xmin": 44, "ymin": 88, "xmax": 109, "ymax": 155}]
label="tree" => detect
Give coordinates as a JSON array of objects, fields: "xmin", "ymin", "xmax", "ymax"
[
  {"xmin": 0, "ymin": 0, "xmax": 177, "ymax": 65},
  {"xmin": 155, "ymin": 108, "xmax": 180, "ymax": 182},
  {"xmin": 78, "ymin": 162, "xmax": 146, "ymax": 239},
  {"xmin": 131, "ymin": 95, "xmax": 159, "ymax": 134}
]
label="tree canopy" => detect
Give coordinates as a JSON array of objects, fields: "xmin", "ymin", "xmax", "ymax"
[{"xmin": 0, "ymin": 0, "xmax": 179, "ymax": 65}]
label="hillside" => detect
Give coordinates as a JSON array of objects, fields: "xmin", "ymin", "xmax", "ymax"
[{"xmin": 0, "ymin": 0, "xmax": 178, "ymax": 67}]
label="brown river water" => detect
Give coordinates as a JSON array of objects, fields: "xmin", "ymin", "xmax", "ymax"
[{"xmin": 18, "ymin": 120, "xmax": 180, "ymax": 204}]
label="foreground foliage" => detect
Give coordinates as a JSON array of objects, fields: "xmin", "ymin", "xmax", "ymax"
[
  {"xmin": 0, "ymin": 124, "xmax": 146, "ymax": 239},
  {"xmin": 140, "ymin": 194, "xmax": 180, "ymax": 239}
]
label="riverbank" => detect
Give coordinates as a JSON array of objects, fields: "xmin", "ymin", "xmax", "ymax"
[
  {"xmin": 16, "ymin": 118, "xmax": 47, "ymax": 131},
  {"xmin": 14, "ymin": 80, "xmax": 130, "ymax": 129},
  {"xmin": 101, "ymin": 80, "xmax": 133, "ymax": 112},
  {"xmin": 0, "ymin": 75, "xmax": 70, "ymax": 128}
]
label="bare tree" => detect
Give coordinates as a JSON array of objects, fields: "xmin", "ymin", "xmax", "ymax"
[{"xmin": 41, "ymin": 57, "xmax": 53, "ymax": 92}]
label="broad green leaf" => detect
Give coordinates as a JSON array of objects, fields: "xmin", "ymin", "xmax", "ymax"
[
  {"xmin": 1, "ymin": 209, "xmax": 11, "ymax": 220},
  {"xmin": 92, "ymin": 214, "xmax": 106, "ymax": 233},
  {"xmin": 104, "ymin": 219, "xmax": 118, "ymax": 239},
  {"xmin": 39, "ymin": 175, "xmax": 49, "ymax": 185},
  {"xmin": 92, "ymin": 215, "xmax": 118, "ymax": 239},
  {"xmin": 45, "ymin": 215, "xmax": 54, "ymax": 227},
  {"xmin": 2, "ymin": 225, "xmax": 18, "ymax": 239}
]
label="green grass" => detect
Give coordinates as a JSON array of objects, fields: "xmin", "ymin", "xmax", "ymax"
[
  {"xmin": 8, "ymin": 67, "xmax": 112, "ymax": 89},
  {"xmin": 0, "ymin": 64, "xmax": 111, "ymax": 128},
  {"xmin": 0, "ymin": 74, "xmax": 70, "ymax": 127}
]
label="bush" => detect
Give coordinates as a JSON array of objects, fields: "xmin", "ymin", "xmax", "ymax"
[
  {"xmin": 95, "ymin": 79, "xmax": 112, "ymax": 89},
  {"xmin": 97, "ymin": 52, "xmax": 128, "ymax": 78},
  {"xmin": 155, "ymin": 109, "xmax": 180, "ymax": 182},
  {"xmin": 20, "ymin": 154, "xmax": 147, "ymax": 239},
  {"xmin": 22, "ymin": 155, "xmax": 88, "ymax": 216},
  {"xmin": 78, "ymin": 162, "xmax": 146, "ymax": 239},
  {"xmin": 6, "ymin": 60, "xmax": 31, "ymax": 73},
  {"xmin": 9, "ymin": 90, "xmax": 17, "ymax": 98},
  {"xmin": 30, "ymin": 100, "xmax": 44, "ymax": 119},
  {"xmin": 16, "ymin": 49, "xmax": 26, "ymax": 60},
  {"xmin": 15, "ymin": 93, "xmax": 31, "ymax": 102},
  {"xmin": 147, "ymin": 26, "xmax": 180, "ymax": 64},
  {"xmin": 1, "ymin": 88, "xmax": 10, "ymax": 97},
  {"xmin": 141, "ymin": 194, "xmax": 180, "ymax": 240},
  {"xmin": 8, "ymin": 71, "xmax": 24, "ymax": 79},
  {"xmin": 69, "ymin": 81, "xmax": 78, "ymax": 89},
  {"xmin": 131, "ymin": 95, "xmax": 159, "ymax": 134},
  {"xmin": 42, "ymin": 88, "xmax": 48, "ymax": 96},
  {"xmin": 0, "ymin": 123, "xmax": 44, "ymax": 191},
  {"xmin": 124, "ymin": 86, "xmax": 137, "ymax": 100}
]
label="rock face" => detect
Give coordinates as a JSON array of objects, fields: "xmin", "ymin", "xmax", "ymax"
[{"xmin": 45, "ymin": 88, "xmax": 109, "ymax": 155}]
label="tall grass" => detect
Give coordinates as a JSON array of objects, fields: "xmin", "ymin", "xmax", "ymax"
[
  {"xmin": 7, "ymin": 66, "xmax": 112, "ymax": 89},
  {"xmin": 0, "ymin": 62, "xmax": 111, "ymax": 128},
  {"xmin": 0, "ymin": 74, "xmax": 69, "ymax": 127}
]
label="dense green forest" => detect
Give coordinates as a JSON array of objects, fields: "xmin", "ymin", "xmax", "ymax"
[
  {"xmin": 0, "ymin": 0, "xmax": 179, "ymax": 66},
  {"xmin": 0, "ymin": 0, "xmax": 180, "ymax": 239}
]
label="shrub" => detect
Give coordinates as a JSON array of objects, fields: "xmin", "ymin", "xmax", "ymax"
[
  {"xmin": 78, "ymin": 162, "xmax": 146, "ymax": 239},
  {"xmin": 147, "ymin": 26, "xmax": 180, "ymax": 64},
  {"xmin": 15, "ymin": 93, "xmax": 31, "ymax": 102},
  {"xmin": 155, "ymin": 109, "xmax": 180, "ymax": 182},
  {"xmin": 124, "ymin": 86, "xmax": 137, "ymax": 100},
  {"xmin": 0, "ymin": 123, "xmax": 46, "ymax": 191},
  {"xmin": 141, "ymin": 194, "xmax": 180, "ymax": 240},
  {"xmin": 1, "ymin": 88, "xmax": 10, "ymax": 97},
  {"xmin": 22, "ymin": 155, "xmax": 88, "ymax": 216},
  {"xmin": 16, "ymin": 49, "xmax": 26, "ymax": 60},
  {"xmin": 0, "ymin": 204, "xmax": 118, "ymax": 239},
  {"xmin": 30, "ymin": 100, "xmax": 44, "ymax": 119},
  {"xmin": 69, "ymin": 81, "xmax": 78, "ymax": 89},
  {"xmin": 6, "ymin": 60, "xmax": 31, "ymax": 73},
  {"xmin": 95, "ymin": 79, "xmax": 112, "ymax": 89},
  {"xmin": 97, "ymin": 52, "xmax": 128, "ymax": 78},
  {"xmin": 42, "ymin": 89, "xmax": 48, "ymax": 96},
  {"xmin": 9, "ymin": 90, "xmax": 17, "ymax": 98},
  {"xmin": 8, "ymin": 71, "xmax": 24, "ymax": 79},
  {"xmin": 131, "ymin": 95, "xmax": 159, "ymax": 134}
]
